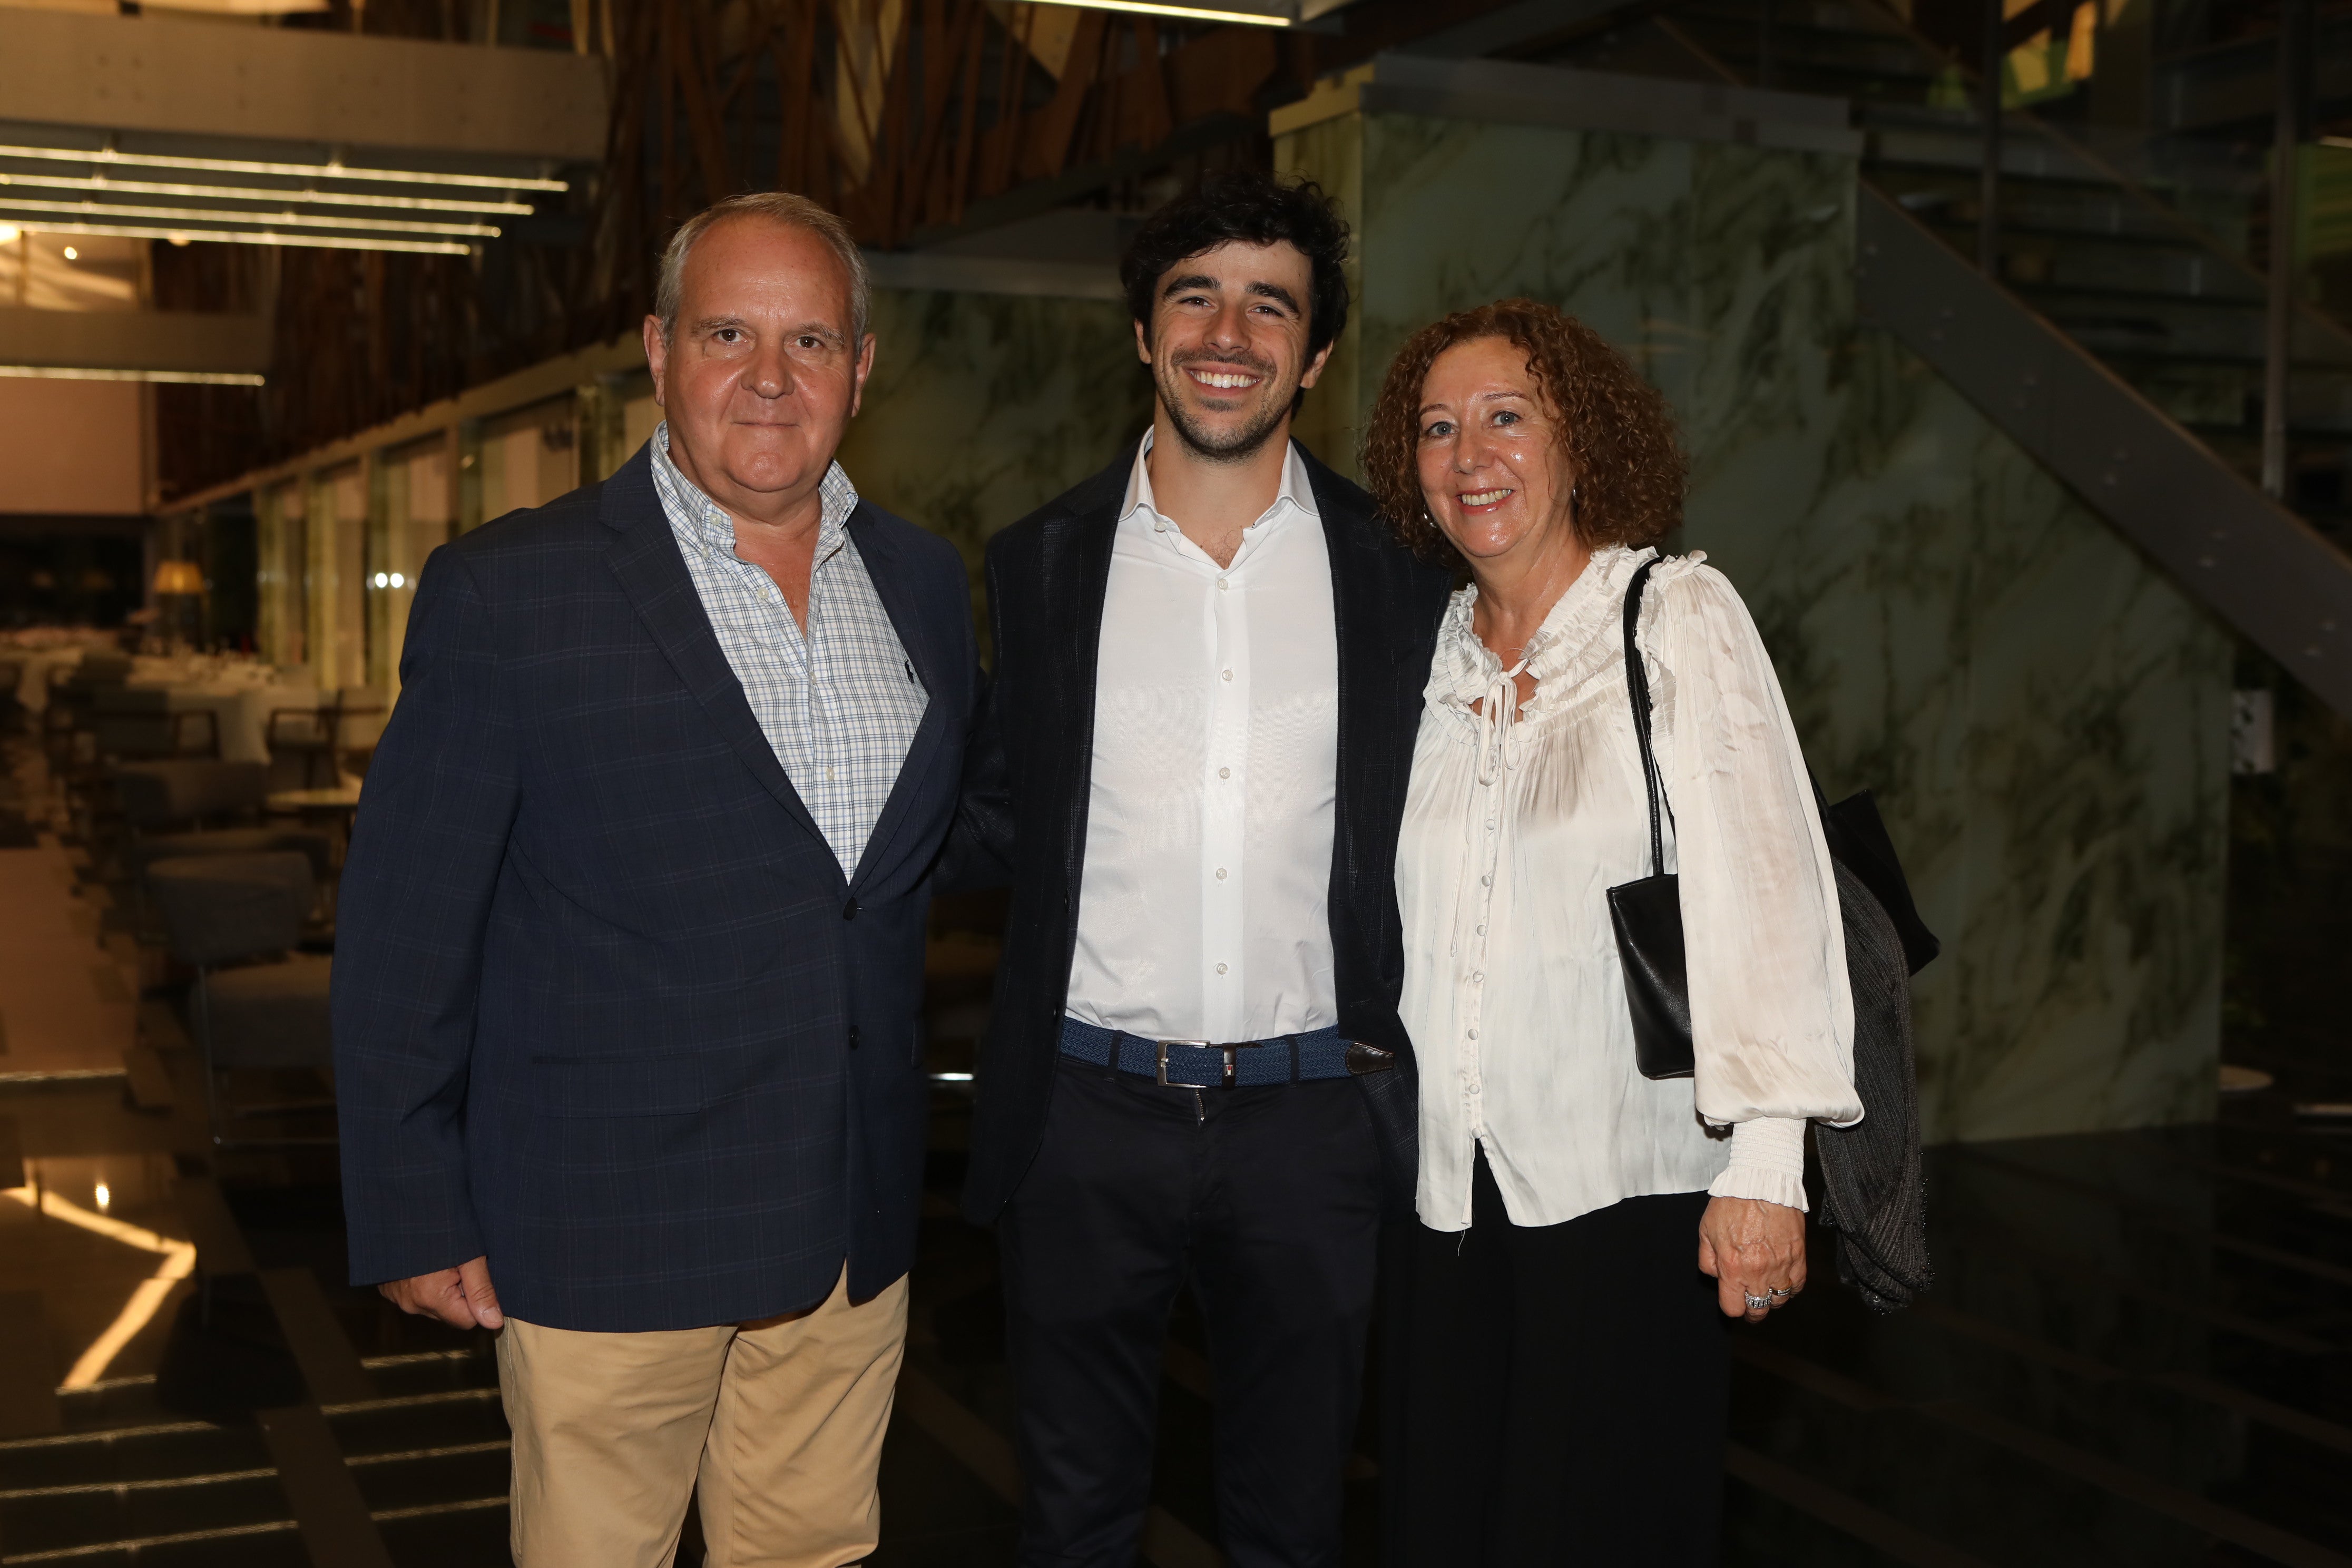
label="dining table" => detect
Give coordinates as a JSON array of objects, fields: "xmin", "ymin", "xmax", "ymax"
[{"xmin": 122, "ymin": 658, "xmax": 324, "ymax": 767}]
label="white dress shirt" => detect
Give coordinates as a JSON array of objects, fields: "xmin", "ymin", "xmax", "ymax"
[
  {"xmin": 1064, "ymin": 434, "xmax": 1339, "ymax": 1045},
  {"xmin": 649, "ymin": 423, "xmax": 928, "ymax": 877},
  {"xmin": 1397, "ymin": 545, "xmax": 1861, "ymax": 1231}
]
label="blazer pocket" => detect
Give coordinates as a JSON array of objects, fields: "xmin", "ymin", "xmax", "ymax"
[{"xmin": 526, "ymin": 1047, "xmax": 744, "ymax": 1118}]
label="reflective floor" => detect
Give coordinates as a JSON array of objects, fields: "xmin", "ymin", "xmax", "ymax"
[{"xmin": 3, "ymin": 732, "xmax": 2349, "ymax": 1567}]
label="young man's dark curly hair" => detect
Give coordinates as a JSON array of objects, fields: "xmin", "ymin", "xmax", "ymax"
[{"xmin": 1118, "ymin": 169, "xmax": 1352, "ymax": 405}]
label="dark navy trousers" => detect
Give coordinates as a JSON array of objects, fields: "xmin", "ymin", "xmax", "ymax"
[{"xmin": 998, "ymin": 1055, "xmax": 1385, "ymax": 1567}]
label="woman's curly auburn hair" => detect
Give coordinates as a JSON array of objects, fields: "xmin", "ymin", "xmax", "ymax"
[{"xmin": 1360, "ymin": 299, "xmax": 1686, "ymax": 566}]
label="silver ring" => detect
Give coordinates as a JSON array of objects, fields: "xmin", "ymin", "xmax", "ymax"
[
  {"xmin": 1768, "ymin": 1286, "xmax": 1796, "ymax": 1300},
  {"xmin": 1743, "ymin": 1292, "xmax": 1771, "ymax": 1311}
]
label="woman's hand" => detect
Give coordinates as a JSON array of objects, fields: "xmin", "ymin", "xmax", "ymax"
[{"xmin": 1697, "ymin": 1197, "xmax": 1807, "ymax": 1322}]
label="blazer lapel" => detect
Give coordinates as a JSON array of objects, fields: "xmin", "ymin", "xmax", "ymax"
[
  {"xmin": 1040, "ymin": 448, "xmax": 1129, "ymax": 906},
  {"xmin": 598, "ymin": 449, "xmax": 830, "ymax": 858},
  {"xmin": 1304, "ymin": 446, "xmax": 1432, "ymax": 955},
  {"xmin": 846, "ymin": 505, "xmax": 953, "ymax": 890}
]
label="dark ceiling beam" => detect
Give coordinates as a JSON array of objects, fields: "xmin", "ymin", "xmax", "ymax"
[{"xmin": 1398, "ymin": 0, "xmax": 1641, "ymax": 58}]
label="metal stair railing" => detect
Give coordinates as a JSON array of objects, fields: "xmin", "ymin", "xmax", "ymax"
[{"xmin": 1856, "ymin": 182, "xmax": 2352, "ymax": 713}]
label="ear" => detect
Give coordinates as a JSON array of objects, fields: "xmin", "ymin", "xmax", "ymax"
[
  {"xmin": 1133, "ymin": 316, "xmax": 1153, "ymax": 367},
  {"xmin": 1296, "ymin": 337, "xmax": 1335, "ymax": 391},
  {"xmin": 848, "ymin": 332, "xmax": 877, "ymax": 420},
  {"xmin": 642, "ymin": 315, "xmax": 669, "ymax": 408}
]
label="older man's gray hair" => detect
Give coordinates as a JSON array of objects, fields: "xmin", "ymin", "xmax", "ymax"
[{"xmin": 655, "ymin": 192, "xmax": 871, "ymax": 347}]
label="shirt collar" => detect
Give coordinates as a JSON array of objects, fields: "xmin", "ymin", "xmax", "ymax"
[
  {"xmin": 1118, "ymin": 428, "xmax": 1321, "ymax": 535},
  {"xmin": 650, "ymin": 420, "xmax": 861, "ymax": 564}
]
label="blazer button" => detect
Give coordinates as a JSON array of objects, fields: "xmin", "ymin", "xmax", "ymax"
[
  {"xmin": 842, "ymin": 898, "xmax": 860, "ymax": 922},
  {"xmin": 848, "ymin": 1025, "xmax": 861, "ymax": 1050}
]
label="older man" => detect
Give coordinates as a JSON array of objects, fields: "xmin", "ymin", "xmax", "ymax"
[{"xmin": 334, "ymin": 192, "xmax": 975, "ymax": 1567}]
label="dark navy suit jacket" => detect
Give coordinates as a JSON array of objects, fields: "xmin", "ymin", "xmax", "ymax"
[{"xmin": 333, "ymin": 444, "xmax": 977, "ymax": 1332}]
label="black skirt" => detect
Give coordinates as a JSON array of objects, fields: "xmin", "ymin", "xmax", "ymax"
[{"xmin": 1383, "ymin": 1149, "xmax": 1730, "ymax": 1567}]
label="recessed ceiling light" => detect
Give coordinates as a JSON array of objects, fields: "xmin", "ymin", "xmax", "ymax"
[
  {"xmin": 0, "ymin": 365, "xmax": 267, "ymax": 385},
  {"xmin": 0, "ymin": 198, "xmax": 496, "ymax": 239},
  {"xmin": 0, "ymin": 142, "xmax": 567, "ymax": 193}
]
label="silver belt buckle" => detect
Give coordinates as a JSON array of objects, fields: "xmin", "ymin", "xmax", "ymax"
[{"xmin": 1154, "ymin": 1040, "xmax": 1234, "ymax": 1087}]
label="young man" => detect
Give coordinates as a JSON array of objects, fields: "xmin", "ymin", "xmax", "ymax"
[
  {"xmin": 953, "ymin": 171, "xmax": 1454, "ymax": 1566},
  {"xmin": 336, "ymin": 192, "xmax": 976, "ymax": 1567}
]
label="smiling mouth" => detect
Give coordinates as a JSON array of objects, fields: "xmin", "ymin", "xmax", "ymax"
[
  {"xmin": 1460, "ymin": 487, "xmax": 1514, "ymax": 507},
  {"xmin": 1185, "ymin": 367, "xmax": 1262, "ymax": 392}
]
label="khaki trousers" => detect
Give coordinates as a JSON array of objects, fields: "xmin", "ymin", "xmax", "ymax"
[{"xmin": 497, "ymin": 1267, "xmax": 909, "ymax": 1568}]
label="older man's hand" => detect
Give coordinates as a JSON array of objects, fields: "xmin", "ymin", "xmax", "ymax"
[
  {"xmin": 1697, "ymin": 1197, "xmax": 1806, "ymax": 1322},
  {"xmin": 380, "ymin": 1256, "xmax": 504, "ymax": 1331}
]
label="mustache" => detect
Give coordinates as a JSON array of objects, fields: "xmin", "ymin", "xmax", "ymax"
[{"xmin": 1167, "ymin": 346, "xmax": 1278, "ymax": 379}]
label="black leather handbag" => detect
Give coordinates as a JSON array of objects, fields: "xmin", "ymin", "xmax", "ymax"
[{"xmin": 1606, "ymin": 558, "xmax": 1941, "ymax": 1081}]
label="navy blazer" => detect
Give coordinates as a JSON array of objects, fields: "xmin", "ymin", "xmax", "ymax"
[{"xmin": 333, "ymin": 444, "xmax": 977, "ymax": 1332}]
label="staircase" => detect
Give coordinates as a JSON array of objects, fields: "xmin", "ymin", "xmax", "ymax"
[{"xmin": 1523, "ymin": 0, "xmax": 2352, "ymax": 713}]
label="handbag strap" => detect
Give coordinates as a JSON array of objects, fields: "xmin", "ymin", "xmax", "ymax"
[{"xmin": 1621, "ymin": 556, "xmax": 1666, "ymax": 879}]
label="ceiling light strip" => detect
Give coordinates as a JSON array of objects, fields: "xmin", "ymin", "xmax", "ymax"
[
  {"xmin": 1021, "ymin": 0, "xmax": 1291, "ymax": 21},
  {"xmin": 0, "ymin": 198, "xmax": 497, "ymax": 238},
  {"xmin": 0, "ymin": 220, "xmax": 470, "ymax": 255},
  {"xmin": 0, "ymin": 172, "xmax": 531, "ymax": 217},
  {"xmin": 0, "ymin": 365, "xmax": 267, "ymax": 385},
  {"xmin": 0, "ymin": 143, "xmax": 566, "ymax": 193}
]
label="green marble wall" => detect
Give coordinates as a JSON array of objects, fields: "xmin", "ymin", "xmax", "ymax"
[
  {"xmin": 838, "ymin": 287, "xmax": 1153, "ymax": 636},
  {"xmin": 1279, "ymin": 110, "xmax": 2229, "ymax": 1143}
]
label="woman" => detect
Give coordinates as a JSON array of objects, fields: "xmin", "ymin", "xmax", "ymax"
[{"xmin": 1364, "ymin": 300, "xmax": 1863, "ymax": 1565}]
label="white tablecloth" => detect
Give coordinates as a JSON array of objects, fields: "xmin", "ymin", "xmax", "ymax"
[
  {"xmin": 154, "ymin": 681, "xmax": 322, "ymax": 766},
  {"xmin": 9, "ymin": 649, "xmax": 86, "ymax": 714}
]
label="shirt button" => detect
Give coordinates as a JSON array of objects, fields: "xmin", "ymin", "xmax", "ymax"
[
  {"xmin": 1219, "ymin": 767, "xmax": 1231, "ymax": 780},
  {"xmin": 1480, "ymin": 874, "xmax": 1492, "ymax": 887},
  {"xmin": 1218, "ymin": 579, "xmax": 1230, "ymax": 591},
  {"xmin": 826, "ymin": 767, "xmax": 836, "ymax": 781},
  {"xmin": 1221, "ymin": 669, "xmax": 1233, "ymax": 682},
  {"xmin": 1467, "ymin": 1079, "xmax": 1482, "ymax": 1094},
  {"xmin": 1154, "ymin": 521, "xmax": 1168, "ymax": 532},
  {"xmin": 1471, "ymin": 972, "xmax": 1484, "ymax": 984},
  {"xmin": 1476, "ymin": 924, "xmax": 1487, "ymax": 936},
  {"xmin": 1466, "ymin": 1028, "xmax": 1478, "ymax": 1040},
  {"xmin": 1214, "ymin": 868, "xmax": 1228, "ymax": 880},
  {"xmin": 1216, "ymin": 963, "xmax": 1228, "ymax": 975}
]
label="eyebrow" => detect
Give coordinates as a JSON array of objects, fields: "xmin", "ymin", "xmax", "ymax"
[
  {"xmin": 1158, "ymin": 274, "xmax": 1304, "ymax": 317},
  {"xmin": 1417, "ymin": 388, "xmax": 1537, "ymax": 415},
  {"xmin": 691, "ymin": 315, "xmax": 845, "ymax": 345}
]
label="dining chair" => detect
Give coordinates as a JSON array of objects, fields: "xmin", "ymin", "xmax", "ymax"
[
  {"xmin": 267, "ymin": 692, "xmax": 384, "ymax": 788},
  {"xmin": 115, "ymin": 761, "xmax": 334, "ymax": 887},
  {"xmin": 147, "ymin": 853, "xmax": 335, "ymax": 1149}
]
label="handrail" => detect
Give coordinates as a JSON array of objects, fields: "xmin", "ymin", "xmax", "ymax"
[{"xmin": 1856, "ymin": 184, "xmax": 2352, "ymax": 716}]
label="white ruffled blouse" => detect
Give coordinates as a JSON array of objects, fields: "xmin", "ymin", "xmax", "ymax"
[{"xmin": 1397, "ymin": 545, "xmax": 1862, "ymax": 1231}]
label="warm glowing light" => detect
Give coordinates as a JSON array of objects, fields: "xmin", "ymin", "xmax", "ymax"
[
  {"xmin": 60, "ymin": 244, "xmax": 76, "ymax": 260},
  {"xmin": 0, "ymin": 223, "xmax": 18, "ymax": 244},
  {"xmin": 0, "ymin": 365, "xmax": 267, "ymax": 385},
  {"xmin": 5, "ymin": 1185, "xmax": 198, "ymax": 1388},
  {"xmin": 0, "ymin": 170, "xmax": 533, "ymax": 217},
  {"xmin": 0, "ymin": 142, "xmax": 567, "ymax": 193},
  {"xmin": 372, "ymin": 572, "xmax": 388, "ymax": 589},
  {"xmin": 93, "ymin": 1183, "xmax": 110, "ymax": 1210},
  {"xmin": 1026, "ymin": 0, "xmax": 1290, "ymax": 21},
  {"xmin": 0, "ymin": 197, "xmax": 497, "ymax": 238},
  {"xmin": 0, "ymin": 219, "xmax": 468, "ymax": 256},
  {"xmin": 389, "ymin": 572, "xmax": 406, "ymax": 589}
]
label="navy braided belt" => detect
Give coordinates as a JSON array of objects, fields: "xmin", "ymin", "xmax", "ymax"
[{"xmin": 1057, "ymin": 1015, "xmax": 1393, "ymax": 1090}]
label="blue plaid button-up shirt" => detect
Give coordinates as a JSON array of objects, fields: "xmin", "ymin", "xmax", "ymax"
[{"xmin": 650, "ymin": 423, "xmax": 928, "ymax": 876}]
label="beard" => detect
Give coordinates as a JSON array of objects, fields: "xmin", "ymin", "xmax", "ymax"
[{"xmin": 1154, "ymin": 348, "xmax": 1297, "ymax": 464}]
